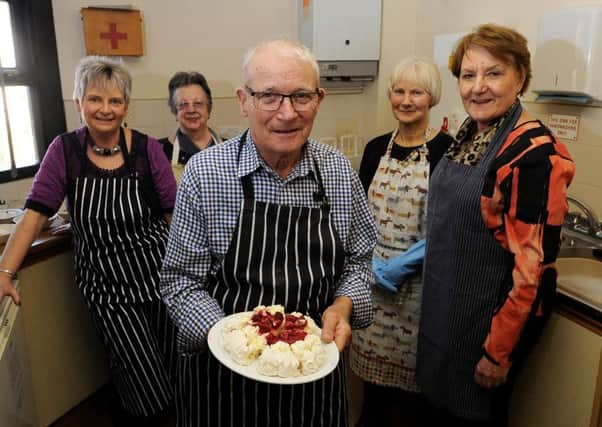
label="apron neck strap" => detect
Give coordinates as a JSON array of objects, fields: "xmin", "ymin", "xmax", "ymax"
[
  {"xmin": 480, "ymin": 101, "xmax": 523, "ymax": 165},
  {"xmin": 311, "ymin": 156, "xmax": 328, "ymax": 205},
  {"xmin": 385, "ymin": 130, "xmax": 397, "ymax": 156},
  {"xmin": 117, "ymin": 127, "xmax": 135, "ymax": 176},
  {"xmin": 237, "ymin": 130, "xmax": 254, "ymax": 199}
]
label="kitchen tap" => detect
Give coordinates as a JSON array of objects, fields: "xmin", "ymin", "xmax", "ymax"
[{"xmin": 566, "ymin": 195, "xmax": 602, "ymax": 238}]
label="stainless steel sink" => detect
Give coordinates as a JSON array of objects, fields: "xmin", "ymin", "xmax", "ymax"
[
  {"xmin": 554, "ymin": 196, "xmax": 602, "ymax": 314},
  {"xmin": 561, "ymin": 228, "xmax": 602, "ymax": 252}
]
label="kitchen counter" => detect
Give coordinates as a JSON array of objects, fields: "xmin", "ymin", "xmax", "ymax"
[
  {"xmin": 1, "ymin": 223, "xmax": 109, "ymax": 426},
  {"xmin": 510, "ymin": 310, "xmax": 601, "ymax": 427},
  {"xmin": 5, "ymin": 226, "xmax": 602, "ymax": 426},
  {"xmin": 555, "ymin": 255, "xmax": 602, "ymax": 333},
  {"xmin": 0, "ymin": 215, "xmax": 71, "ymax": 268},
  {"xmin": 556, "ymin": 291, "xmax": 601, "ymax": 333},
  {"xmin": 510, "ymin": 256, "xmax": 602, "ymax": 427}
]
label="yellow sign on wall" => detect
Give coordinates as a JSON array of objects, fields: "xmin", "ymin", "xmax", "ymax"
[{"xmin": 81, "ymin": 8, "xmax": 143, "ymax": 56}]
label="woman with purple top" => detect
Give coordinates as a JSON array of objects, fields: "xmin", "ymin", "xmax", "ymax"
[{"xmin": 0, "ymin": 56, "xmax": 177, "ymax": 426}]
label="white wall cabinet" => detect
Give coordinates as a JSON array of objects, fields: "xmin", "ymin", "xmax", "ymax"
[
  {"xmin": 299, "ymin": 0, "xmax": 382, "ymax": 61},
  {"xmin": 531, "ymin": 6, "xmax": 602, "ymax": 103}
]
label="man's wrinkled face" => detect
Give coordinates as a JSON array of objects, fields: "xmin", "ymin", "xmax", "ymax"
[{"xmin": 237, "ymin": 49, "xmax": 323, "ymax": 163}]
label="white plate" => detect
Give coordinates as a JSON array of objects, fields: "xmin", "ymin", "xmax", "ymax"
[
  {"xmin": 207, "ymin": 312, "xmax": 340, "ymax": 385},
  {"xmin": 0, "ymin": 209, "xmax": 23, "ymax": 223}
]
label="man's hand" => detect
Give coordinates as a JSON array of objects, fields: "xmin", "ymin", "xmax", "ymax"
[
  {"xmin": 474, "ymin": 355, "xmax": 509, "ymax": 388},
  {"xmin": 321, "ymin": 296, "xmax": 352, "ymax": 352}
]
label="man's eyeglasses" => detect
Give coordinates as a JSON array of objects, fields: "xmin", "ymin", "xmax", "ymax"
[
  {"xmin": 176, "ymin": 100, "xmax": 209, "ymax": 111},
  {"xmin": 245, "ymin": 86, "xmax": 320, "ymax": 112}
]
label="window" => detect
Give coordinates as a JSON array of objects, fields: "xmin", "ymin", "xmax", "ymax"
[{"xmin": 0, "ymin": 0, "xmax": 65, "ymax": 183}]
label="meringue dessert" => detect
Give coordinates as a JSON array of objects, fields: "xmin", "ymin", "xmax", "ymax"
[{"xmin": 221, "ymin": 305, "xmax": 326, "ymax": 378}]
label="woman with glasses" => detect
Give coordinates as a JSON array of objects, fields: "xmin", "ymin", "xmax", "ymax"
[
  {"xmin": 349, "ymin": 57, "xmax": 453, "ymax": 427},
  {"xmin": 160, "ymin": 71, "xmax": 221, "ymax": 181}
]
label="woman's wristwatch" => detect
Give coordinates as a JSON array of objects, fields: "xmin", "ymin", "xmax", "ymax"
[{"xmin": 0, "ymin": 268, "xmax": 17, "ymax": 280}]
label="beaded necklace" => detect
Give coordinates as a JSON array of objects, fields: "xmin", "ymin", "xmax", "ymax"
[
  {"xmin": 87, "ymin": 127, "xmax": 123, "ymax": 156},
  {"xmin": 89, "ymin": 142, "xmax": 121, "ymax": 156}
]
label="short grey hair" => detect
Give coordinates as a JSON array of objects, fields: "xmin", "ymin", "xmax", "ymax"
[
  {"xmin": 73, "ymin": 55, "xmax": 132, "ymax": 105},
  {"xmin": 167, "ymin": 71, "xmax": 213, "ymax": 115},
  {"xmin": 241, "ymin": 39, "xmax": 320, "ymax": 86},
  {"xmin": 389, "ymin": 57, "xmax": 442, "ymax": 107}
]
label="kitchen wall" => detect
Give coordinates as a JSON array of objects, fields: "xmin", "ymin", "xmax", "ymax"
[
  {"xmin": 2, "ymin": 0, "xmax": 601, "ymax": 217},
  {"xmin": 1, "ymin": 0, "xmax": 412, "ymax": 201},
  {"xmin": 51, "ymin": 0, "xmax": 411, "ymax": 163},
  {"xmin": 413, "ymin": 0, "xmax": 602, "ymax": 215}
]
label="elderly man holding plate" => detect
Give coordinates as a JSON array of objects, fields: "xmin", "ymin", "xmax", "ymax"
[{"xmin": 160, "ymin": 39, "xmax": 376, "ymax": 427}]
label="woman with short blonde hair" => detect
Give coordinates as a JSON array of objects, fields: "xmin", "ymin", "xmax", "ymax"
[{"xmin": 349, "ymin": 56, "xmax": 453, "ymax": 426}]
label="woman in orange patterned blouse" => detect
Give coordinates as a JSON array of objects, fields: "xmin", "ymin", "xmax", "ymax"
[{"xmin": 416, "ymin": 24, "xmax": 575, "ymax": 427}]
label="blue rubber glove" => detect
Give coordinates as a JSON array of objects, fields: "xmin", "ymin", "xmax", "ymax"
[
  {"xmin": 373, "ymin": 239, "xmax": 426, "ymax": 292},
  {"xmin": 372, "ymin": 255, "xmax": 397, "ymax": 292}
]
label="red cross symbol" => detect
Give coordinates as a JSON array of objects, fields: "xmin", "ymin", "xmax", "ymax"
[{"xmin": 100, "ymin": 23, "xmax": 127, "ymax": 49}]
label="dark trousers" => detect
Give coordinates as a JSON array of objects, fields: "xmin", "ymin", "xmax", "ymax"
[
  {"xmin": 356, "ymin": 382, "xmax": 429, "ymax": 427},
  {"xmin": 109, "ymin": 385, "xmax": 175, "ymax": 427},
  {"xmin": 422, "ymin": 369, "xmax": 517, "ymax": 427}
]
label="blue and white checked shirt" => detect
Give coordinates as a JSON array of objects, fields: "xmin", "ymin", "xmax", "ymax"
[{"xmin": 160, "ymin": 132, "xmax": 376, "ymax": 353}]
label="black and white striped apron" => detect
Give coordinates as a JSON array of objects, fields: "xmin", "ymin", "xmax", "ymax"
[
  {"xmin": 416, "ymin": 105, "xmax": 522, "ymax": 420},
  {"xmin": 176, "ymin": 132, "xmax": 347, "ymax": 427},
  {"xmin": 66, "ymin": 129, "xmax": 176, "ymax": 416}
]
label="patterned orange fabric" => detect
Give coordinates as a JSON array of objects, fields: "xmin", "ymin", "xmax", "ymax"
[{"xmin": 480, "ymin": 120, "xmax": 575, "ymax": 367}]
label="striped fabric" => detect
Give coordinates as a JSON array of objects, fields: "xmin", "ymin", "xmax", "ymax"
[
  {"xmin": 417, "ymin": 103, "xmax": 575, "ymax": 420},
  {"xmin": 448, "ymin": 117, "xmax": 574, "ymax": 366},
  {"xmin": 72, "ymin": 177, "xmax": 169, "ymax": 304},
  {"xmin": 167, "ymin": 132, "xmax": 358, "ymax": 426},
  {"xmin": 175, "ymin": 353, "xmax": 348, "ymax": 427},
  {"xmin": 87, "ymin": 300, "xmax": 176, "ymax": 415},
  {"xmin": 63, "ymin": 128, "xmax": 178, "ymax": 417},
  {"xmin": 160, "ymin": 131, "xmax": 376, "ymax": 354},
  {"xmin": 214, "ymin": 198, "xmax": 341, "ymax": 317},
  {"xmin": 417, "ymin": 105, "xmax": 522, "ymax": 420},
  {"xmin": 70, "ymin": 170, "xmax": 177, "ymax": 416}
]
